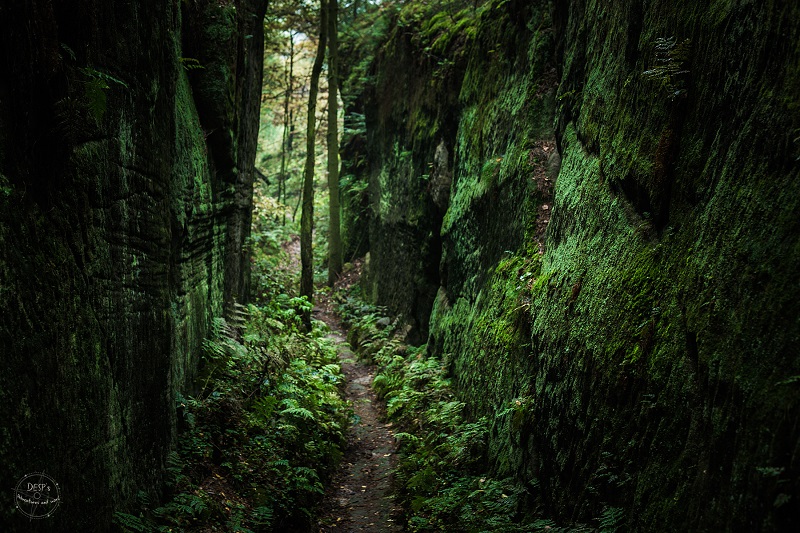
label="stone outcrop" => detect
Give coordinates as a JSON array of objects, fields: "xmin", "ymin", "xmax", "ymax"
[
  {"xmin": 0, "ymin": 0, "xmax": 264, "ymax": 530},
  {"xmin": 344, "ymin": 0, "xmax": 800, "ymax": 529}
]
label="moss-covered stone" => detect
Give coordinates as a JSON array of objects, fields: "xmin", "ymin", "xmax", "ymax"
[
  {"xmin": 347, "ymin": 0, "xmax": 800, "ymax": 530},
  {"xmin": 0, "ymin": 0, "xmax": 265, "ymax": 530},
  {"xmin": 338, "ymin": 1, "xmax": 487, "ymax": 343}
]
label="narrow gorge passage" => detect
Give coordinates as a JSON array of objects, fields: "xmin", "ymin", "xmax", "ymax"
[{"xmin": 2, "ymin": 0, "xmax": 798, "ymax": 530}]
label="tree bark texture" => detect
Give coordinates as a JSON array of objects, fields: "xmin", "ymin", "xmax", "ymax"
[
  {"xmin": 300, "ymin": 0, "xmax": 328, "ymax": 304},
  {"xmin": 327, "ymin": 0, "xmax": 343, "ymax": 286}
]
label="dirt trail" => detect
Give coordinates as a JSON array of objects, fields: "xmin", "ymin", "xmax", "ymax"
[
  {"xmin": 280, "ymin": 236, "xmax": 400, "ymax": 531},
  {"xmin": 316, "ymin": 321, "xmax": 402, "ymax": 532}
]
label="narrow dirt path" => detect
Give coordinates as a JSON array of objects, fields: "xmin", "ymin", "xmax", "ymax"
[
  {"xmin": 279, "ymin": 236, "xmax": 401, "ymax": 531},
  {"xmin": 314, "ymin": 310, "xmax": 402, "ymax": 531}
]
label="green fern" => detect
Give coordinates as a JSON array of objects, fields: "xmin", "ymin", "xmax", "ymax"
[
  {"xmin": 79, "ymin": 67, "xmax": 128, "ymax": 122},
  {"xmin": 642, "ymin": 36, "xmax": 691, "ymax": 100},
  {"xmin": 281, "ymin": 405, "xmax": 315, "ymax": 420},
  {"xmin": 251, "ymin": 506, "xmax": 273, "ymax": 527},
  {"xmin": 154, "ymin": 492, "xmax": 208, "ymax": 522},
  {"xmin": 338, "ymin": 294, "xmax": 593, "ymax": 532},
  {"xmin": 599, "ymin": 505, "xmax": 625, "ymax": 532},
  {"xmin": 113, "ymin": 511, "xmax": 152, "ymax": 533},
  {"xmin": 179, "ymin": 57, "xmax": 205, "ymax": 71},
  {"xmin": 249, "ymin": 395, "xmax": 278, "ymax": 426},
  {"xmin": 119, "ymin": 225, "xmax": 352, "ymax": 530}
]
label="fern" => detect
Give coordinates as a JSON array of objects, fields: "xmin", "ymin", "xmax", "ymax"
[
  {"xmin": 599, "ymin": 505, "xmax": 625, "ymax": 532},
  {"xmin": 394, "ymin": 432, "xmax": 421, "ymax": 446},
  {"xmin": 642, "ymin": 36, "xmax": 691, "ymax": 100},
  {"xmin": 118, "ymin": 220, "xmax": 352, "ymax": 530},
  {"xmin": 227, "ymin": 301, "xmax": 250, "ymax": 328},
  {"xmin": 249, "ymin": 395, "xmax": 278, "ymax": 426},
  {"xmin": 79, "ymin": 67, "xmax": 128, "ymax": 122},
  {"xmin": 179, "ymin": 57, "xmax": 205, "ymax": 71},
  {"xmin": 154, "ymin": 492, "xmax": 208, "ymax": 522},
  {"xmin": 251, "ymin": 505, "xmax": 273, "ymax": 527},
  {"xmin": 338, "ymin": 294, "xmax": 591, "ymax": 532},
  {"xmin": 113, "ymin": 511, "xmax": 152, "ymax": 533},
  {"xmin": 281, "ymin": 406, "xmax": 315, "ymax": 420}
]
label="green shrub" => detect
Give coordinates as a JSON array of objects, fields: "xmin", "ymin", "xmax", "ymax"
[
  {"xmin": 116, "ymin": 231, "xmax": 349, "ymax": 532},
  {"xmin": 338, "ymin": 296, "xmax": 583, "ymax": 532}
]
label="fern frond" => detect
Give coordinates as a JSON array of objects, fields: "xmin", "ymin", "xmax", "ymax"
[
  {"xmin": 113, "ymin": 511, "xmax": 152, "ymax": 533},
  {"xmin": 179, "ymin": 57, "xmax": 205, "ymax": 71},
  {"xmin": 599, "ymin": 505, "xmax": 625, "ymax": 532},
  {"xmin": 281, "ymin": 406, "xmax": 315, "ymax": 420}
]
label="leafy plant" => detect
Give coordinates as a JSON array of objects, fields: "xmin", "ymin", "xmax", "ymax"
[
  {"xmin": 80, "ymin": 66, "xmax": 128, "ymax": 122},
  {"xmin": 642, "ymin": 36, "xmax": 691, "ymax": 100},
  {"xmin": 599, "ymin": 506, "xmax": 625, "ymax": 533},
  {"xmin": 179, "ymin": 57, "xmax": 205, "ymax": 71},
  {"xmin": 113, "ymin": 511, "xmax": 151, "ymax": 533},
  {"xmin": 338, "ymin": 295, "xmax": 581, "ymax": 532},
  {"xmin": 115, "ymin": 225, "xmax": 349, "ymax": 532}
]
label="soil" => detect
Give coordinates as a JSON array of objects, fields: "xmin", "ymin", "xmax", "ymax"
[
  {"xmin": 528, "ymin": 140, "xmax": 556, "ymax": 256},
  {"xmin": 315, "ymin": 325, "xmax": 402, "ymax": 532},
  {"xmin": 279, "ymin": 234, "xmax": 302, "ymax": 277},
  {"xmin": 314, "ymin": 268, "xmax": 402, "ymax": 532}
]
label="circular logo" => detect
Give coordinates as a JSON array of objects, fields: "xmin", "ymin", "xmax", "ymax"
[{"xmin": 14, "ymin": 472, "xmax": 61, "ymax": 519}]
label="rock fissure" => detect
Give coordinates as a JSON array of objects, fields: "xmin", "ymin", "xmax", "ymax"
[{"xmin": 1, "ymin": 0, "xmax": 798, "ymax": 531}]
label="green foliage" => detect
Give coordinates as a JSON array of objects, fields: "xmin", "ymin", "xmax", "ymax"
[
  {"xmin": 179, "ymin": 57, "xmax": 205, "ymax": 71},
  {"xmin": 0, "ymin": 173, "xmax": 12, "ymax": 198},
  {"xmin": 114, "ymin": 511, "xmax": 151, "ymax": 533},
  {"xmin": 642, "ymin": 36, "xmax": 691, "ymax": 100},
  {"xmin": 79, "ymin": 66, "xmax": 128, "ymax": 122},
  {"xmin": 251, "ymin": 196, "xmax": 301, "ymax": 300},
  {"xmin": 401, "ymin": 2, "xmax": 482, "ymax": 81},
  {"xmin": 598, "ymin": 506, "xmax": 625, "ymax": 533},
  {"xmin": 115, "ymin": 225, "xmax": 349, "ymax": 532},
  {"xmin": 339, "ymin": 2, "xmax": 392, "ymax": 109},
  {"xmin": 339, "ymin": 296, "xmax": 579, "ymax": 532}
]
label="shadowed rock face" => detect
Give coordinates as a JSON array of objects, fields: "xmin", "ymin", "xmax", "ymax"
[
  {"xmin": 345, "ymin": 0, "xmax": 800, "ymax": 530},
  {"xmin": 0, "ymin": 0, "xmax": 265, "ymax": 530}
]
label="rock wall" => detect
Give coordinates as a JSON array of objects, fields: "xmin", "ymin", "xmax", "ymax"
[
  {"xmin": 351, "ymin": 2, "xmax": 478, "ymax": 343},
  {"xmin": 347, "ymin": 0, "xmax": 800, "ymax": 529},
  {"xmin": 0, "ymin": 0, "xmax": 264, "ymax": 530}
]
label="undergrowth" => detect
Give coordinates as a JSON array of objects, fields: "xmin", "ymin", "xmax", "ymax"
[
  {"xmin": 338, "ymin": 295, "xmax": 592, "ymax": 533},
  {"xmin": 340, "ymin": 287, "xmax": 633, "ymax": 532},
  {"xmin": 114, "ymin": 202, "xmax": 349, "ymax": 532}
]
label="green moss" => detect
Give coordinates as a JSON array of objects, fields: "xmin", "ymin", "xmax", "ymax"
[
  {"xmin": 175, "ymin": 71, "xmax": 214, "ymax": 215},
  {"xmin": 350, "ymin": 0, "xmax": 800, "ymax": 529}
]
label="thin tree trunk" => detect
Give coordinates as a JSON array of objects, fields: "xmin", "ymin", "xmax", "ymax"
[
  {"xmin": 288, "ymin": 31, "xmax": 296, "ymax": 155},
  {"xmin": 300, "ymin": 0, "xmax": 328, "ymax": 311},
  {"xmin": 278, "ymin": 35, "xmax": 291, "ymax": 225},
  {"xmin": 327, "ymin": 0, "xmax": 342, "ymax": 286},
  {"xmin": 293, "ymin": 187, "xmax": 303, "ymax": 222}
]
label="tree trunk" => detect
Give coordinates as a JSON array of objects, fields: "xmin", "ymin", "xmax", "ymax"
[
  {"xmin": 327, "ymin": 0, "xmax": 342, "ymax": 286},
  {"xmin": 300, "ymin": 0, "xmax": 328, "ymax": 310},
  {"xmin": 279, "ymin": 33, "xmax": 295, "ymax": 226}
]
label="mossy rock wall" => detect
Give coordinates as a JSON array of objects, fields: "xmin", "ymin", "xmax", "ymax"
[
  {"xmin": 428, "ymin": 0, "xmax": 556, "ymax": 479},
  {"xmin": 526, "ymin": 1, "xmax": 799, "ymax": 529},
  {"xmin": 355, "ymin": 2, "xmax": 482, "ymax": 343},
  {"xmin": 0, "ymin": 0, "xmax": 265, "ymax": 530},
  {"xmin": 354, "ymin": 0, "xmax": 800, "ymax": 530}
]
